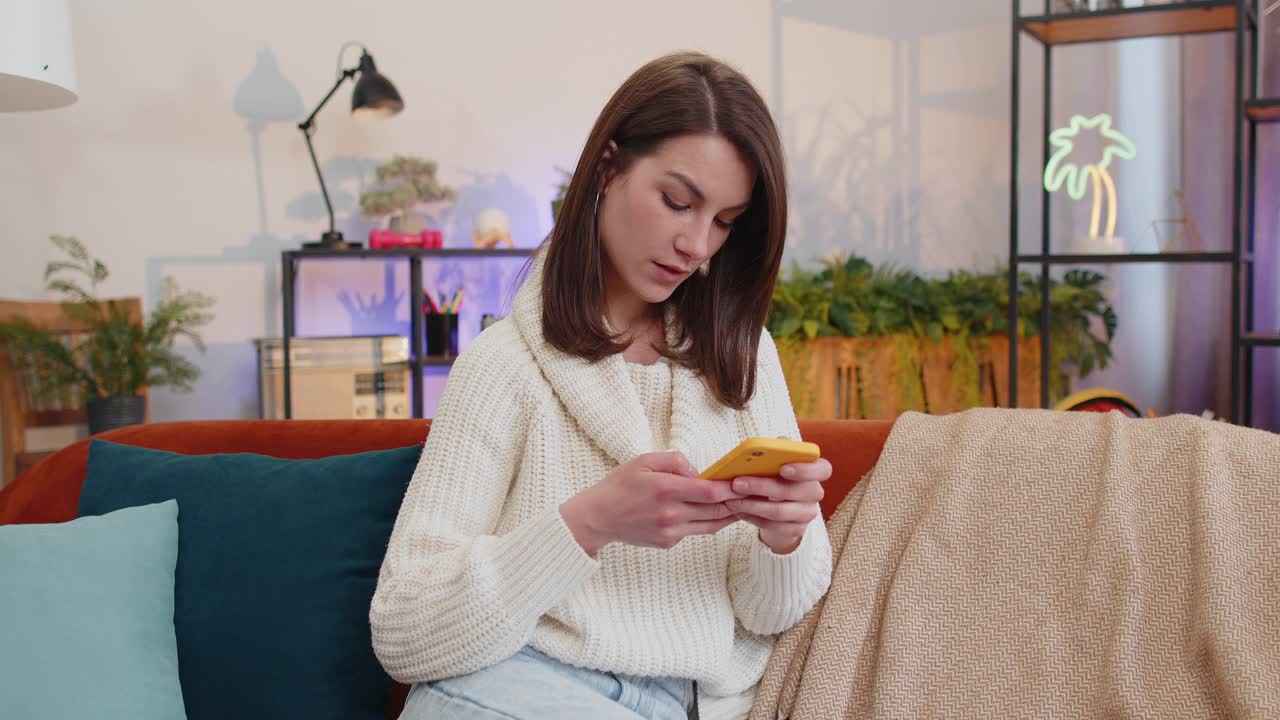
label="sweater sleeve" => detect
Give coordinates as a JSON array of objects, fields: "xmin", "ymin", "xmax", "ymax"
[
  {"xmin": 726, "ymin": 330, "xmax": 833, "ymax": 636},
  {"xmin": 369, "ymin": 334, "xmax": 600, "ymax": 683}
]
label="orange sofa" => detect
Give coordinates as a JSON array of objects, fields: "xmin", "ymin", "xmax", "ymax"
[{"xmin": 0, "ymin": 418, "xmax": 894, "ymax": 717}]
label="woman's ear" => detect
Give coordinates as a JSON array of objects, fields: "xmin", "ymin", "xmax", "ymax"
[{"xmin": 597, "ymin": 140, "xmax": 620, "ymax": 195}]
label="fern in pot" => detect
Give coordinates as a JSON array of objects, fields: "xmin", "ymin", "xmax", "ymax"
[{"xmin": 0, "ymin": 236, "xmax": 215, "ymax": 434}]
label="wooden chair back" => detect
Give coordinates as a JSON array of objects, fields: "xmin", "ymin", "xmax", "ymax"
[{"xmin": 0, "ymin": 298, "xmax": 144, "ymax": 487}]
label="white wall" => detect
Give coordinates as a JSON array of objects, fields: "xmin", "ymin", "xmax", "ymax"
[
  {"xmin": 14, "ymin": 1, "xmax": 1264, "ymax": 428},
  {"xmin": 2, "ymin": 0, "xmax": 1020, "ymax": 423}
]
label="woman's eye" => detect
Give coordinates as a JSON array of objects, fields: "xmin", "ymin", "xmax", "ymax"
[
  {"xmin": 662, "ymin": 193, "xmax": 690, "ymax": 212},
  {"xmin": 663, "ymin": 192, "xmax": 734, "ymax": 229}
]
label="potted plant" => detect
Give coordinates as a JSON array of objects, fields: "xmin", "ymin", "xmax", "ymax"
[
  {"xmin": 768, "ymin": 250, "xmax": 1116, "ymax": 418},
  {"xmin": 0, "ymin": 236, "xmax": 216, "ymax": 434},
  {"xmin": 359, "ymin": 155, "xmax": 456, "ymax": 234},
  {"xmin": 550, "ymin": 166, "xmax": 572, "ymax": 223}
]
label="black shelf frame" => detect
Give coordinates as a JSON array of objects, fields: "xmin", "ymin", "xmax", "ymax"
[
  {"xmin": 279, "ymin": 246, "xmax": 535, "ymax": 419},
  {"xmin": 1015, "ymin": 251, "xmax": 1236, "ymax": 265},
  {"xmin": 1009, "ymin": 0, "xmax": 1262, "ymax": 425},
  {"xmin": 1244, "ymin": 97, "xmax": 1280, "ymax": 122}
]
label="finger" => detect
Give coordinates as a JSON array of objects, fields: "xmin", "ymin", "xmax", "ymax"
[
  {"xmin": 724, "ymin": 498, "xmax": 819, "ymax": 524},
  {"xmin": 731, "ymin": 513, "xmax": 810, "ymax": 537},
  {"xmin": 681, "ymin": 500, "xmax": 738, "ymax": 522},
  {"xmin": 778, "ymin": 458, "xmax": 833, "ymax": 483},
  {"xmin": 731, "ymin": 476, "xmax": 824, "ymax": 503},
  {"xmin": 679, "ymin": 516, "xmax": 739, "ymax": 537},
  {"xmin": 640, "ymin": 451, "xmax": 697, "ymax": 477},
  {"xmin": 663, "ymin": 475, "xmax": 748, "ymax": 504}
]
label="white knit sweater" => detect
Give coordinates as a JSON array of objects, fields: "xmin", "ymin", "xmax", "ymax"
[{"xmin": 370, "ymin": 252, "xmax": 832, "ymax": 720}]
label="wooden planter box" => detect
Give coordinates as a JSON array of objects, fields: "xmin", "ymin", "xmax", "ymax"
[{"xmin": 777, "ymin": 334, "xmax": 1048, "ymax": 420}]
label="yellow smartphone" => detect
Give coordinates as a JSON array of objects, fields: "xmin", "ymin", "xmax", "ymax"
[{"xmin": 699, "ymin": 437, "xmax": 821, "ymax": 481}]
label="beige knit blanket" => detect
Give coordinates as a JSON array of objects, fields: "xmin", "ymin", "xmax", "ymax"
[{"xmin": 750, "ymin": 408, "xmax": 1280, "ymax": 719}]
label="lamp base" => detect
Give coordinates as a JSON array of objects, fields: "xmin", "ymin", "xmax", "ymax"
[{"xmin": 302, "ymin": 230, "xmax": 362, "ymax": 250}]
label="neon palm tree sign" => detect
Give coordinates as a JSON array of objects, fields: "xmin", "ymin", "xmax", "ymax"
[{"xmin": 1043, "ymin": 113, "xmax": 1137, "ymax": 241}]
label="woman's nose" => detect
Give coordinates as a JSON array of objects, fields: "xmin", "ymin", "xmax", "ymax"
[{"xmin": 676, "ymin": 218, "xmax": 715, "ymax": 261}]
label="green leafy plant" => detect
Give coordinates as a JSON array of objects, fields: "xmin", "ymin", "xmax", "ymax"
[
  {"xmin": 1013, "ymin": 268, "xmax": 1117, "ymax": 380},
  {"xmin": 550, "ymin": 166, "xmax": 572, "ymax": 221},
  {"xmin": 0, "ymin": 236, "xmax": 216, "ymax": 401},
  {"xmin": 768, "ymin": 250, "xmax": 1116, "ymax": 405}
]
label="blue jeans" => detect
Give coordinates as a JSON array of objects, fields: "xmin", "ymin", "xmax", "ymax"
[{"xmin": 400, "ymin": 646, "xmax": 695, "ymax": 720}]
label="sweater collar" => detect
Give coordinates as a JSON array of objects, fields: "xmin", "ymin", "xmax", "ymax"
[{"xmin": 512, "ymin": 249, "xmax": 728, "ymax": 468}]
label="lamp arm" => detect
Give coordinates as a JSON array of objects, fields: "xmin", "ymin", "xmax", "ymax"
[
  {"xmin": 299, "ymin": 67, "xmax": 356, "ymax": 131},
  {"xmin": 298, "ymin": 68, "xmax": 357, "ymax": 236},
  {"xmin": 300, "ymin": 127, "xmax": 337, "ymax": 236}
]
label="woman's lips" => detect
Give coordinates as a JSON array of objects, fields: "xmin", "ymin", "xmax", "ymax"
[{"xmin": 653, "ymin": 261, "xmax": 688, "ymax": 282}]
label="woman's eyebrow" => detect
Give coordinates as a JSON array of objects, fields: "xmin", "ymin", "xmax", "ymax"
[{"xmin": 666, "ymin": 171, "xmax": 750, "ymax": 211}]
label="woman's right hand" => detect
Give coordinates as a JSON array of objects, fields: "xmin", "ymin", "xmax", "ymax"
[{"xmin": 560, "ymin": 451, "xmax": 746, "ymax": 557}]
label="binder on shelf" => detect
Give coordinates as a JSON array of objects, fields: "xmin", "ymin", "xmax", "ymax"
[{"xmin": 254, "ymin": 336, "xmax": 410, "ymax": 420}]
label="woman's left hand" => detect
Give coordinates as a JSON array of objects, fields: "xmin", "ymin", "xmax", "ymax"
[{"xmin": 724, "ymin": 458, "xmax": 830, "ymax": 554}]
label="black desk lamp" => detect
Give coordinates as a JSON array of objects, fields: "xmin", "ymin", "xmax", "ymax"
[{"xmin": 298, "ymin": 46, "xmax": 404, "ymax": 249}]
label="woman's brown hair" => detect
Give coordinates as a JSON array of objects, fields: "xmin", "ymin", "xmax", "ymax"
[{"xmin": 540, "ymin": 51, "xmax": 787, "ymax": 411}]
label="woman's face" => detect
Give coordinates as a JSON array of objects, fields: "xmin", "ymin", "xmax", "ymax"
[{"xmin": 597, "ymin": 132, "xmax": 755, "ymax": 311}]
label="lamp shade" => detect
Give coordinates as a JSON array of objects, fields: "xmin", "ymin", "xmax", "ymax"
[
  {"xmin": 350, "ymin": 51, "xmax": 403, "ymax": 119},
  {"xmin": 0, "ymin": 0, "xmax": 78, "ymax": 112}
]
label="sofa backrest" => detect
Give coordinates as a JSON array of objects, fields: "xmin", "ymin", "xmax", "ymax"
[{"xmin": 0, "ymin": 418, "xmax": 893, "ymax": 526}]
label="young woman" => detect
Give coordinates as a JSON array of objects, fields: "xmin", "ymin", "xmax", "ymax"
[{"xmin": 372, "ymin": 51, "xmax": 833, "ymax": 720}]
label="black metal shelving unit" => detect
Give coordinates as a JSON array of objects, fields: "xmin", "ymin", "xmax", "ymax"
[
  {"xmin": 1241, "ymin": 89, "xmax": 1279, "ymax": 424},
  {"xmin": 280, "ymin": 246, "xmax": 535, "ymax": 419},
  {"xmin": 1009, "ymin": 0, "xmax": 1264, "ymax": 425}
]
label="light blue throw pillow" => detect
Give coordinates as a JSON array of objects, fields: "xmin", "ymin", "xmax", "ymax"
[{"xmin": 0, "ymin": 500, "xmax": 186, "ymax": 719}]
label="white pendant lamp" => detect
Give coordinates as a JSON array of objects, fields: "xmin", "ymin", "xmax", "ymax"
[{"xmin": 0, "ymin": 0, "xmax": 78, "ymax": 112}]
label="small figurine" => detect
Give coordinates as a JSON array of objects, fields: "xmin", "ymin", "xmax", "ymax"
[{"xmin": 472, "ymin": 208, "xmax": 513, "ymax": 249}]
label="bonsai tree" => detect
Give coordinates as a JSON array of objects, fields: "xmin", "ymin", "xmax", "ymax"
[
  {"xmin": 0, "ymin": 236, "xmax": 215, "ymax": 430},
  {"xmin": 359, "ymin": 155, "xmax": 456, "ymax": 234}
]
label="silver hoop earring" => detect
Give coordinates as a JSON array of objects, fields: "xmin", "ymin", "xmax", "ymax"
[
  {"xmin": 698, "ymin": 259, "xmax": 711, "ymax": 277},
  {"xmin": 594, "ymin": 190, "xmax": 601, "ymax": 218}
]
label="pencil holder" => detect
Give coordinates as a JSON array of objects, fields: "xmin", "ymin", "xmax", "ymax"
[{"xmin": 425, "ymin": 313, "xmax": 459, "ymax": 357}]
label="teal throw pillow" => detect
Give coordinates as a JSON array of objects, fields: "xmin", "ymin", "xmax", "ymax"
[{"xmin": 0, "ymin": 500, "xmax": 186, "ymax": 719}]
